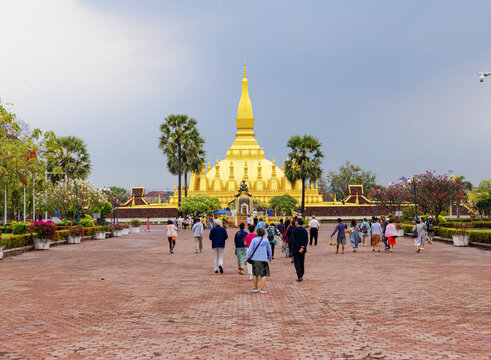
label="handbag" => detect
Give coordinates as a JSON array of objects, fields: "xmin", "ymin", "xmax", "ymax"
[{"xmin": 246, "ymin": 237, "xmax": 263, "ymax": 264}]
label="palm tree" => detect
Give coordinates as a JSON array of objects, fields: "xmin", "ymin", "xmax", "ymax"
[
  {"xmin": 165, "ymin": 130, "xmax": 205, "ymax": 197},
  {"xmin": 159, "ymin": 114, "xmax": 203, "ymax": 206},
  {"xmin": 284, "ymin": 135, "xmax": 324, "ymax": 217},
  {"xmin": 53, "ymin": 136, "xmax": 91, "ymax": 180}
]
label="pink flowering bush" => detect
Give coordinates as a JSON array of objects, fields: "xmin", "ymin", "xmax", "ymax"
[{"xmin": 29, "ymin": 221, "xmax": 58, "ymax": 240}]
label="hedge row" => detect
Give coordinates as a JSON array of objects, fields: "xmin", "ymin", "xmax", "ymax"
[
  {"xmin": 0, "ymin": 226, "xmax": 109, "ymax": 250},
  {"xmin": 439, "ymin": 221, "xmax": 491, "ymax": 229}
]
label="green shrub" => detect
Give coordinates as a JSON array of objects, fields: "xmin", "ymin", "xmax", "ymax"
[
  {"xmin": 0, "ymin": 234, "xmax": 34, "ymax": 249},
  {"xmin": 468, "ymin": 230, "xmax": 491, "ymax": 244},
  {"xmin": 54, "ymin": 230, "xmax": 70, "ymax": 241},
  {"xmin": 12, "ymin": 222, "xmax": 31, "ymax": 235},
  {"xmin": 130, "ymin": 219, "xmax": 141, "ymax": 227},
  {"xmin": 80, "ymin": 215, "xmax": 95, "ymax": 227}
]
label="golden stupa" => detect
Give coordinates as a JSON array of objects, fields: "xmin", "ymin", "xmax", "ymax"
[{"xmin": 168, "ymin": 64, "xmax": 324, "ymax": 208}]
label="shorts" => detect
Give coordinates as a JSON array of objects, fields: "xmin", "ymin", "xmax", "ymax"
[
  {"xmin": 252, "ymin": 260, "xmax": 270, "ymax": 277},
  {"xmin": 337, "ymin": 235, "xmax": 346, "ymax": 245}
]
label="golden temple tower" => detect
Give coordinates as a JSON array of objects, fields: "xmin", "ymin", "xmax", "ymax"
[{"xmin": 169, "ymin": 64, "xmax": 324, "ymax": 208}]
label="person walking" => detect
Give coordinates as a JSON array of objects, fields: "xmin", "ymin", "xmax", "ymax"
[
  {"xmin": 246, "ymin": 216, "xmax": 252, "ymax": 226},
  {"xmin": 257, "ymin": 218, "xmax": 265, "ymax": 229},
  {"xmin": 234, "ymin": 223, "xmax": 248, "ymax": 274},
  {"xmin": 267, "ymin": 222, "xmax": 281, "ymax": 259},
  {"xmin": 371, "ymin": 218, "xmax": 383, "ymax": 252},
  {"xmin": 177, "ymin": 216, "xmax": 183, "ymax": 230},
  {"xmin": 330, "ymin": 218, "xmax": 347, "ymax": 254},
  {"xmin": 277, "ymin": 218, "xmax": 285, "ymax": 235},
  {"xmin": 412, "ymin": 219, "xmax": 427, "ymax": 253},
  {"xmin": 244, "ymin": 224, "xmax": 257, "ymax": 280},
  {"xmin": 145, "ymin": 217, "xmax": 151, "ymax": 232},
  {"xmin": 192, "ymin": 217, "xmax": 204, "ymax": 253},
  {"xmin": 425, "ymin": 216, "xmax": 435, "ymax": 244},
  {"xmin": 381, "ymin": 218, "xmax": 390, "ymax": 251},
  {"xmin": 245, "ymin": 227, "xmax": 272, "ymax": 294},
  {"xmin": 281, "ymin": 219, "xmax": 291, "ymax": 258},
  {"xmin": 308, "ymin": 215, "xmax": 320, "ymax": 246},
  {"xmin": 360, "ymin": 218, "xmax": 370, "ymax": 246},
  {"xmin": 385, "ymin": 219, "xmax": 398, "ymax": 252},
  {"xmin": 209, "ymin": 219, "xmax": 228, "ymax": 273},
  {"xmin": 349, "ymin": 219, "xmax": 361, "ymax": 252},
  {"xmin": 290, "ymin": 218, "xmax": 308, "ymax": 281},
  {"xmin": 166, "ymin": 219, "xmax": 178, "ymax": 253}
]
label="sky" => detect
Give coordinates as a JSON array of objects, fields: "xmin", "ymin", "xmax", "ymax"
[{"xmin": 1, "ymin": 0, "xmax": 491, "ymax": 192}]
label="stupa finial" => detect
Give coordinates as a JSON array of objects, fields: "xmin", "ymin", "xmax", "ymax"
[{"xmin": 243, "ymin": 58, "xmax": 246, "ymax": 78}]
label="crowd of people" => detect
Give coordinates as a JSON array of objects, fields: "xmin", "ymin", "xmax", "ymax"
[{"xmin": 162, "ymin": 214, "xmax": 437, "ymax": 293}]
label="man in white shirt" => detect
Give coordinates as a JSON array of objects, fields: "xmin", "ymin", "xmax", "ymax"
[
  {"xmin": 246, "ymin": 216, "xmax": 252, "ymax": 225},
  {"xmin": 177, "ymin": 216, "xmax": 183, "ymax": 230},
  {"xmin": 192, "ymin": 218, "xmax": 204, "ymax": 253},
  {"xmin": 308, "ymin": 215, "xmax": 320, "ymax": 246}
]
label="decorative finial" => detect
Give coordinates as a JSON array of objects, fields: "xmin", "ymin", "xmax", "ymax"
[{"xmin": 243, "ymin": 58, "xmax": 246, "ymax": 78}]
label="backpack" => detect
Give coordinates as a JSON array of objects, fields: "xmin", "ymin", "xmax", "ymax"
[
  {"xmin": 267, "ymin": 227, "xmax": 275, "ymax": 242},
  {"xmin": 427, "ymin": 222, "xmax": 434, "ymax": 232},
  {"xmin": 361, "ymin": 224, "xmax": 368, "ymax": 233}
]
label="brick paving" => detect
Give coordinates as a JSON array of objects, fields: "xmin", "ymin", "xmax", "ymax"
[{"xmin": 0, "ymin": 224, "xmax": 490, "ymax": 360}]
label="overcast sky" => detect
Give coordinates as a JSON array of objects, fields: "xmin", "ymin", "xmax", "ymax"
[{"xmin": 1, "ymin": 0, "xmax": 490, "ymax": 192}]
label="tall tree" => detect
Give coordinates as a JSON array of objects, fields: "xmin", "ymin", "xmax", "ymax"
[
  {"xmin": 165, "ymin": 128, "xmax": 205, "ymax": 197},
  {"xmin": 326, "ymin": 160, "xmax": 378, "ymax": 200},
  {"xmin": 284, "ymin": 135, "xmax": 324, "ymax": 217},
  {"xmin": 159, "ymin": 114, "xmax": 203, "ymax": 206},
  {"xmin": 52, "ymin": 136, "xmax": 91, "ymax": 181}
]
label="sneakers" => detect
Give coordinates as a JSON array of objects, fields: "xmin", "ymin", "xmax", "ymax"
[
  {"xmin": 249, "ymin": 276, "xmax": 253, "ymax": 281},
  {"xmin": 296, "ymin": 277, "xmax": 303, "ymax": 282},
  {"xmin": 215, "ymin": 270, "xmax": 219, "ymax": 273},
  {"xmin": 219, "ymin": 265, "xmax": 223, "ymax": 274},
  {"xmin": 251, "ymin": 288, "xmax": 259, "ymax": 293},
  {"xmin": 260, "ymin": 289, "xmax": 267, "ymax": 294}
]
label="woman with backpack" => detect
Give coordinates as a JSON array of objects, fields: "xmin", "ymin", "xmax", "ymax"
[
  {"xmin": 234, "ymin": 223, "xmax": 248, "ymax": 274},
  {"xmin": 426, "ymin": 216, "xmax": 435, "ymax": 244},
  {"xmin": 360, "ymin": 218, "xmax": 370, "ymax": 246},
  {"xmin": 267, "ymin": 222, "xmax": 281, "ymax": 259}
]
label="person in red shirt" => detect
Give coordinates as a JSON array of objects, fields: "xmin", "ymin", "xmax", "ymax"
[{"xmin": 244, "ymin": 224, "xmax": 256, "ymax": 281}]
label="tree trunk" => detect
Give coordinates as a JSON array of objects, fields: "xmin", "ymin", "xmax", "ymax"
[
  {"xmin": 177, "ymin": 142, "xmax": 182, "ymax": 208},
  {"xmin": 184, "ymin": 171, "xmax": 188, "ymax": 197},
  {"xmin": 301, "ymin": 178, "xmax": 306, "ymax": 217}
]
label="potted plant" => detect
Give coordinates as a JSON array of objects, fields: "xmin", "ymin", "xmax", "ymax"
[
  {"xmin": 395, "ymin": 216, "xmax": 405, "ymax": 237},
  {"xmin": 121, "ymin": 223, "xmax": 130, "ymax": 235},
  {"xmin": 129, "ymin": 219, "xmax": 141, "ymax": 233},
  {"xmin": 67, "ymin": 225, "xmax": 85, "ymax": 244},
  {"xmin": 0, "ymin": 241, "xmax": 4, "ymax": 260},
  {"xmin": 109, "ymin": 222, "xmax": 123, "ymax": 237},
  {"xmin": 29, "ymin": 221, "xmax": 57, "ymax": 250},
  {"xmin": 452, "ymin": 223, "xmax": 470, "ymax": 246},
  {"xmin": 93, "ymin": 226, "xmax": 107, "ymax": 240}
]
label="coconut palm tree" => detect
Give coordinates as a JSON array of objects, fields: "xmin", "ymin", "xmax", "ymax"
[
  {"xmin": 165, "ymin": 130, "xmax": 205, "ymax": 197},
  {"xmin": 159, "ymin": 114, "xmax": 204, "ymax": 206},
  {"xmin": 53, "ymin": 136, "xmax": 91, "ymax": 181},
  {"xmin": 284, "ymin": 135, "xmax": 324, "ymax": 217}
]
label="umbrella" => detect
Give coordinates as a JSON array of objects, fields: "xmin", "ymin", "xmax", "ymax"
[{"xmin": 214, "ymin": 209, "xmax": 230, "ymax": 214}]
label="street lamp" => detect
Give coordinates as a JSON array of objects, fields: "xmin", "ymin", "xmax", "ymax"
[
  {"xmin": 408, "ymin": 177, "xmax": 418, "ymax": 221},
  {"xmin": 448, "ymin": 169, "xmax": 454, "ymax": 219}
]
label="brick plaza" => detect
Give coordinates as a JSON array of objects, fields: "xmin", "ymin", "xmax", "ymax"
[{"xmin": 0, "ymin": 224, "xmax": 490, "ymax": 360}]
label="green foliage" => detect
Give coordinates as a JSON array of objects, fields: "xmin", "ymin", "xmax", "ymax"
[
  {"xmin": 468, "ymin": 230, "xmax": 491, "ymax": 244},
  {"xmin": 253, "ymin": 199, "xmax": 268, "ymax": 211},
  {"xmin": 325, "ymin": 160, "xmax": 378, "ymax": 200},
  {"xmin": 93, "ymin": 201, "xmax": 113, "ymax": 216},
  {"xmin": 178, "ymin": 195, "xmax": 221, "ymax": 216},
  {"xmin": 80, "ymin": 214, "xmax": 95, "ymax": 227},
  {"xmin": 130, "ymin": 219, "xmax": 141, "ymax": 227},
  {"xmin": 0, "ymin": 233, "xmax": 34, "ymax": 249},
  {"xmin": 284, "ymin": 135, "xmax": 324, "ymax": 215},
  {"xmin": 108, "ymin": 186, "xmax": 129, "ymax": 206},
  {"xmin": 269, "ymin": 194, "xmax": 298, "ymax": 215},
  {"xmin": 50, "ymin": 136, "xmax": 91, "ymax": 181},
  {"xmin": 12, "ymin": 222, "xmax": 31, "ymax": 235}
]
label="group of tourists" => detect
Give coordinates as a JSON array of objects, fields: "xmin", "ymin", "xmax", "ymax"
[{"xmin": 164, "ymin": 213, "xmax": 438, "ymax": 293}]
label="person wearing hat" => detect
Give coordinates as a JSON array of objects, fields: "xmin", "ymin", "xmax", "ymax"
[
  {"xmin": 425, "ymin": 216, "xmax": 435, "ymax": 244},
  {"xmin": 267, "ymin": 222, "xmax": 281, "ymax": 259}
]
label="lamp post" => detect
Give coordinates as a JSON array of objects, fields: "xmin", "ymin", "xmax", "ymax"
[
  {"xmin": 3, "ymin": 184, "xmax": 6, "ymax": 234},
  {"xmin": 448, "ymin": 169, "xmax": 454, "ymax": 219},
  {"xmin": 411, "ymin": 178, "xmax": 418, "ymax": 221},
  {"xmin": 74, "ymin": 182, "xmax": 80, "ymax": 225}
]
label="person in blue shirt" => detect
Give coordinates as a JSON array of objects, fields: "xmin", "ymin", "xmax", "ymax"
[
  {"xmin": 266, "ymin": 222, "xmax": 281, "ymax": 259},
  {"xmin": 209, "ymin": 219, "xmax": 228, "ymax": 274},
  {"xmin": 234, "ymin": 223, "xmax": 248, "ymax": 275},
  {"xmin": 330, "ymin": 218, "xmax": 348, "ymax": 254},
  {"xmin": 290, "ymin": 218, "xmax": 308, "ymax": 282},
  {"xmin": 256, "ymin": 218, "xmax": 266, "ymax": 229},
  {"xmin": 245, "ymin": 227, "xmax": 272, "ymax": 294}
]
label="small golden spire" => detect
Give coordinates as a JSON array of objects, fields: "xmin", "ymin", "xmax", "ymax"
[
  {"xmin": 243, "ymin": 58, "xmax": 246, "ymax": 78},
  {"xmin": 207, "ymin": 160, "xmax": 211, "ymax": 172}
]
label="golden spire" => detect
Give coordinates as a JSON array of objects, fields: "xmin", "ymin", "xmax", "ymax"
[
  {"xmin": 236, "ymin": 62, "xmax": 253, "ymax": 120},
  {"xmin": 243, "ymin": 160, "xmax": 249, "ymax": 180},
  {"xmin": 207, "ymin": 160, "xmax": 211, "ymax": 172}
]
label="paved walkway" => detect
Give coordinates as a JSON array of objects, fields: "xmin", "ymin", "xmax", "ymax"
[{"xmin": 0, "ymin": 224, "xmax": 490, "ymax": 359}]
